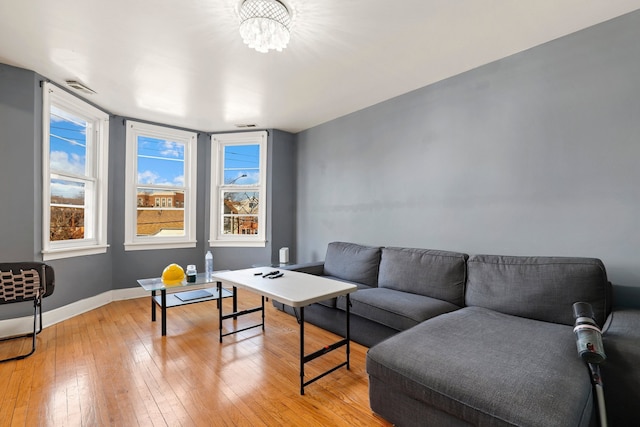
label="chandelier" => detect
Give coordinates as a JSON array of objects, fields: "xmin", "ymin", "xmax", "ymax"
[{"xmin": 239, "ymin": 0, "xmax": 291, "ymax": 53}]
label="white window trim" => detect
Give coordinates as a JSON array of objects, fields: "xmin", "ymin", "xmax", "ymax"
[
  {"xmin": 209, "ymin": 131, "xmax": 267, "ymax": 248},
  {"xmin": 124, "ymin": 121, "xmax": 197, "ymax": 251},
  {"xmin": 42, "ymin": 82, "xmax": 110, "ymax": 261}
]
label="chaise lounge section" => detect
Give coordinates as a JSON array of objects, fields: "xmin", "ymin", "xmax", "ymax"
[{"xmin": 367, "ymin": 254, "xmax": 611, "ymax": 426}]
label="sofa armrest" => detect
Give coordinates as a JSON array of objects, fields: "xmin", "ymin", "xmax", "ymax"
[
  {"xmin": 282, "ymin": 261, "xmax": 325, "ymax": 276},
  {"xmin": 601, "ymin": 308, "xmax": 640, "ymax": 425}
]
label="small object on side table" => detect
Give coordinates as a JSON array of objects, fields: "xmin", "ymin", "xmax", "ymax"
[{"xmin": 186, "ymin": 265, "xmax": 197, "ymax": 283}]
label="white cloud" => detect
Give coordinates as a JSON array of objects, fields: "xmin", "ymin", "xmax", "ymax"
[
  {"xmin": 138, "ymin": 170, "xmax": 161, "ymax": 185},
  {"xmin": 50, "ymin": 150, "xmax": 84, "ymax": 175},
  {"xmin": 160, "ymin": 140, "xmax": 184, "ymax": 159},
  {"xmin": 245, "ymin": 171, "xmax": 260, "ymax": 185},
  {"xmin": 51, "ymin": 180, "xmax": 83, "ymax": 199},
  {"xmin": 138, "ymin": 169, "xmax": 184, "ymax": 186}
]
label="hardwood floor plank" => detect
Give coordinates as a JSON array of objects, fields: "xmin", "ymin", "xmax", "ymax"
[{"xmin": 1, "ymin": 289, "xmax": 392, "ymax": 426}]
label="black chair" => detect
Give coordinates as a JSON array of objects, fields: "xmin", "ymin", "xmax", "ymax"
[{"xmin": 0, "ymin": 262, "xmax": 55, "ymax": 363}]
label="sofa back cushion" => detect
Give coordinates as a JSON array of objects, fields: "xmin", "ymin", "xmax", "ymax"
[
  {"xmin": 323, "ymin": 242, "xmax": 381, "ymax": 287},
  {"xmin": 378, "ymin": 247, "xmax": 468, "ymax": 306},
  {"xmin": 466, "ymin": 255, "xmax": 611, "ymax": 326}
]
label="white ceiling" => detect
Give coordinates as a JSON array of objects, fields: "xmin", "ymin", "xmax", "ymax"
[{"xmin": 1, "ymin": 0, "xmax": 639, "ymax": 134}]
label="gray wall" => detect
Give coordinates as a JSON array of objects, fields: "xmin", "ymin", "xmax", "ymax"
[
  {"xmin": 295, "ymin": 11, "xmax": 640, "ymax": 307},
  {"xmin": 0, "ymin": 64, "xmax": 295, "ymax": 320},
  {"xmin": 0, "ymin": 65, "xmax": 114, "ymax": 319},
  {"xmin": 269, "ymin": 129, "xmax": 297, "ymax": 265},
  {"xmin": 0, "ymin": 64, "xmax": 39, "ymax": 261},
  {"xmin": 0, "ymin": 64, "xmax": 41, "ymax": 320}
]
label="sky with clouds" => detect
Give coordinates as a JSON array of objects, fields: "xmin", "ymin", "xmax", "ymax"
[{"xmin": 49, "ymin": 110, "xmax": 261, "ymax": 202}]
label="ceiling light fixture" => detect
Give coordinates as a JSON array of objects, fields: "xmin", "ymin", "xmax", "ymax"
[{"xmin": 239, "ymin": 0, "xmax": 291, "ymax": 53}]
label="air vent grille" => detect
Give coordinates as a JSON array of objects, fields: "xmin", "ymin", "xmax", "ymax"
[{"xmin": 65, "ymin": 80, "xmax": 96, "ymax": 94}]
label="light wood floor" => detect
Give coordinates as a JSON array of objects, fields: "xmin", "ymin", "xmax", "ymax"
[{"xmin": 0, "ymin": 289, "xmax": 392, "ymax": 426}]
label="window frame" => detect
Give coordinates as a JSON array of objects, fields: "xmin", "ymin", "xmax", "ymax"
[
  {"xmin": 42, "ymin": 82, "xmax": 110, "ymax": 260},
  {"xmin": 124, "ymin": 120, "xmax": 197, "ymax": 251},
  {"xmin": 209, "ymin": 131, "xmax": 267, "ymax": 247}
]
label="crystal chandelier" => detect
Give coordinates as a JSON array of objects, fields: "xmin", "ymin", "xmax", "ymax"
[{"xmin": 239, "ymin": 0, "xmax": 291, "ymax": 53}]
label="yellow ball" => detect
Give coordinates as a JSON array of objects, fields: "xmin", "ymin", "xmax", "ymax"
[{"xmin": 161, "ymin": 263, "xmax": 185, "ymax": 285}]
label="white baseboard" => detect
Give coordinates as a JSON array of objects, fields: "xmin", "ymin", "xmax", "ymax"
[{"xmin": 0, "ymin": 287, "xmax": 148, "ymax": 339}]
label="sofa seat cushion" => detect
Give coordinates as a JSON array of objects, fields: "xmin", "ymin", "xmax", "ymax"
[
  {"xmin": 338, "ymin": 288, "xmax": 460, "ymax": 331},
  {"xmin": 324, "ymin": 242, "xmax": 381, "ymax": 287},
  {"xmin": 316, "ymin": 276, "xmax": 372, "ymax": 308},
  {"xmin": 367, "ymin": 306, "xmax": 594, "ymax": 427},
  {"xmin": 378, "ymin": 247, "xmax": 468, "ymax": 306}
]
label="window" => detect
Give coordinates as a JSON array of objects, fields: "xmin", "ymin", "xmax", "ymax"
[
  {"xmin": 125, "ymin": 121, "xmax": 197, "ymax": 250},
  {"xmin": 42, "ymin": 83, "xmax": 110, "ymax": 260},
  {"xmin": 210, "ymin": 131, "xmax": 267, "ymax": 247}
]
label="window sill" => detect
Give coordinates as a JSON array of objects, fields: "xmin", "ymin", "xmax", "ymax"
[
  {"xmin": 42, "ymin": 245, "xmax": 109, "ymax": 261},
  {"xmin": 209, "ymin": 240, "xmax": 266, "ymax": 248},
  {"xmin": 124, "ymin": 241, "xmax": 197, "ymax": 251}
]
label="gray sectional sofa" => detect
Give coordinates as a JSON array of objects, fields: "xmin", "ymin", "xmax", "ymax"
[{"xmin": 273, "ymin": 241, "xmax": 637, "ymax": 426}]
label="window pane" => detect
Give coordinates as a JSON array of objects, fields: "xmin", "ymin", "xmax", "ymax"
[
  {"xmin": 137, "ymin": 136, "xmax": 185, "ymax": 186},
  {"xmin": 49, "ymin": 106, "xmax": 87, "ymax": 176},
  {"xmin": 223, "ymin": 191, "xmax": 259, "ymax": 215},
  {"xmin": 136, "ymin": 189, "xmax": 185, "ymax": 236},
  {"xmin": 223, "ymin": 145, "xmax": 260, "ymax": 185},
  {"xmin": 50, "ymin": 179, "xmax": 85, "ymax": 205},
  {"xmin": 222, "ymin": 191, "xmax": 260, "ymax": 235},
  {"xmin": 223, "ymin": 216, "xmax": 259, "ymax": 235},
  {"xmin": 50, "ymin": 179, "xmax": 86, "ymax": 241},
  {"xmin": 50, "ymin": 206, "xmax": 85, "ymax": 241}
]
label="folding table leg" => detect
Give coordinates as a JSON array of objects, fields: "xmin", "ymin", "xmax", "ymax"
[
  {"xmin": 300, "ymin": 306, "xmax": 305, "ymax": 395},
  {"xmin": 161, "ymin": 290, "xmax": 167, "ymax": 336}
]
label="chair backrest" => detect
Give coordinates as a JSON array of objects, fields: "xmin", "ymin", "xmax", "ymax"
[{"xmin": 0, "ymin": 262, "xmax": 55, "ymax": 304}]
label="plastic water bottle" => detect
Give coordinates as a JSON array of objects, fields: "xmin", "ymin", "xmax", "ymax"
[{"xmin": 205, "ymin": 251, "xmax": 213, "ymax": 281}]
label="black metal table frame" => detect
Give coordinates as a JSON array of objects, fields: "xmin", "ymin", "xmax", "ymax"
[
  {"xmin": 297, "ymin": 293, "xmax": 350, "ymax": 395},
  {"xmin": 217, "ymin": 282, "xmax": 265, "ymax": 342},
  {"xmin": 216, "ymin": 280, "xmax": 351, "ymax": 395},
  {"xmin": 151, "ymin": 286, "xmax": 237, "ymax": 336}
]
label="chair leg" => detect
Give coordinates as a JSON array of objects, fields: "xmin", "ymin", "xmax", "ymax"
[
  {"xmin": 0, "ymin": 297, "xmax": 40, "ymax": 363},
  {"xmin": 36, "ymin": 293, "xmax": 43, "ymax": 335}
]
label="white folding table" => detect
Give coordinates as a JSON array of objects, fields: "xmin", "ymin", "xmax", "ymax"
[{"xmin": 212, "ymin": 267, "xmax": 357, "ymax": 395}]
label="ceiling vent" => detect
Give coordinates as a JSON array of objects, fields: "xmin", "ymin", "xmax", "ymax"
[{"xmin": 65, "ymin": 80, "xmax": 96, "ymax": 94}]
